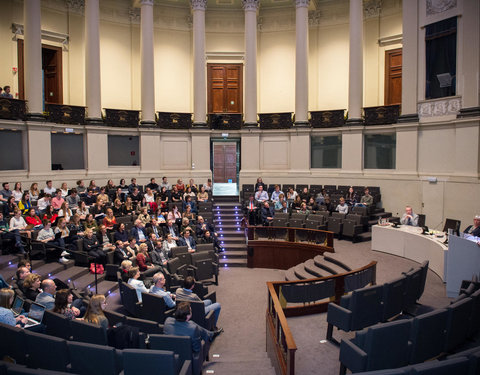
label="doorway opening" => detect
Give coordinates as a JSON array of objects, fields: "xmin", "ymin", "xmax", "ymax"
[{"xmin": 210, "ymin": 138, "xmax": 240, "ymax": 196}]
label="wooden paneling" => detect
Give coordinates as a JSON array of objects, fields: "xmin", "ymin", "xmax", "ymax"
[
  {"xmin": 208, "ymin": 64, "xmax": 242, "ymax": 114},
  {"xmin": 385, "ymin": 48, "xmax": 402, "ymax": 106}
]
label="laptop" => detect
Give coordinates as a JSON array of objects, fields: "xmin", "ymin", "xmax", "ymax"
[
  {"xmin": 54, "ymin": 231, "xmax": 63, "ymax": 240},
  {"xmin": 11, "ymin": 295, "xmax": 24, "ymax": 317},
  {"xmin": 24, "ymin": 302, "xmax": 46, "ymax": 328}
]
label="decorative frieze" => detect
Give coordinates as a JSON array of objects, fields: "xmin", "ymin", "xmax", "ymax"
[
  {"xmin": 191, "ymin": 0, "xmax": 207, "ymax": 11},
  {"xmin": 418, "ymin": 97, "xmax": 462, "ymax": 118},
  {"xmin": 426, "ymin": 0, "xmax": 457, "ymax": 16},
  {"xmin": 308, "ymin": 10, "xmax": 321, "ymax": 26},
  {"xmin": 364, "ymin": 0, "xmax": 382, "ymax": 19},
  {"xmin": 128, "ymin": 7, "xmax": 140, "ymax": 23},
  {"xmin": 66, "ymin": 0, "xmax": 85, "ymax": 14},
  {"xmin": 242, "ymin": 0, "xmax": 259, "ymax": 12},
  {"xmin": 295, "ymin": 0, "xmax": 310, "ymax": 9}
]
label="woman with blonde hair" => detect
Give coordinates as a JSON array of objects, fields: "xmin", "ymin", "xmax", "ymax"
[
  {"xmin": 29, "ymin": 182, "xmax": 40, "ymax": 202},
  {"xmin": 83, "ymin": 294, "xmax": 109, "ymax": 329},
  {"xmin": 23, "ymin": 273, "xmax": 41, "ymax": 301}
]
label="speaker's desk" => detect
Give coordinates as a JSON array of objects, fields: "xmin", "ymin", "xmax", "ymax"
[{"xmin": 371, "ymin": 224, "xmax": 448, "ymax": 281}]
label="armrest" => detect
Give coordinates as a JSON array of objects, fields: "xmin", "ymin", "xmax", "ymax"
[
  {"xmin": 204, "ymin": 291, "xmax": 216, "ymax": 304},
  {"xmin": 178, "ymin": 360, "xmax": 192, "ymax": 375},
  {"xmin": 204, "ymin": 310, "xmax": 215, "ymax": 331},
  {"xmin": 339, "ymin": 338, "xmax": 368, "ymax": 374},
  {"xmin": 326, "ymin": 303, "xmax": 352, "ymax": 332}
]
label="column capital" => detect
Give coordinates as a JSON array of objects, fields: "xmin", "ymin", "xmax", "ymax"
[
  {"xmin": 242, "ymin": 0, "xmax": 259, "ymax": 12},
  {"xmin": 364, "ymin": 0, "xmax": 382, "ymax": 19},
  {"xmin": 295, "ymin": 0, "xmax": 309, "ymax": 9},
  {"xmin": 140, "ymin": 0, "xmax": 154, "ymax": 5},
  {"xmin": 191, "ymin": 0, "xmax": 207, "ymax": 11}
]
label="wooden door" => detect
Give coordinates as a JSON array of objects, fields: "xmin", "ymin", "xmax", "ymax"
[
  {"xmin": 384, "ymin": 48, "xmax": 402, "ymax": 105},
  {"xmin": 17, "ymin": 40, "xmax": 63, "ymax": 104},
  {"xmin": 213, "ymin": 142, "xmax": 237, "ymax": 183},
  {"xmin": 208, "ymin": 64, "xmax": 242, "ymax": 114}
]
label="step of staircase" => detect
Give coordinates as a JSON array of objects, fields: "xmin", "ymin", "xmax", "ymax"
[
  {"xmin": 219, "ymin": 258, "xmax": 247, "ymax": 267},
  {"xmin": 53, "ymin": 266, "xmax": 91, "ymax": 284},
  {"xmin": 219, "ymin": 250, "xmax": 247, "ymax": 259}
]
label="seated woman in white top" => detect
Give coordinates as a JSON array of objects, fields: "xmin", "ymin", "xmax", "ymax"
[
  {"xmin": 336, "ymin": 198, "xmax": 349, "ymax": 215},
  {"xmin": 60, "ymin": 182, "xmax": 69, "ymax": 198},
  {"xmin": 9, "ymin": 210, "xmax": 30, "ymax": 239},
  {"xmin": 11, "ymin": 182, "xmax": 23, "ymax": 203},
  {"xmin": 57, "ymin": 202, "xmax": 72, "ymax": 223},
  {"xmin": 127, "ymin": 266, "xmax": 148, "ymax": 302}
]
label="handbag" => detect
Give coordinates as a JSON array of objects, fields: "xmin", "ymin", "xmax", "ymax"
[{"xmin": 89, "ymin": 263, "xmax": 104, "ymax": 274}]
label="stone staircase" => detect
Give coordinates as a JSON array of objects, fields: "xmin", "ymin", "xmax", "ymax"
[{"xmin": 212, "ymin": 197, "xmax": 247, "ymax": 268}]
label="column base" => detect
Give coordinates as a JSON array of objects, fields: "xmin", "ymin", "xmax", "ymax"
[
  {"xmin": 397, "ymin": 113, "xmax": 419, "ymax": 123},
  {"xmin": 85, "ymin": 117, "xmax": 104, "ymax": 125},
  {"xmin": 294, "ymin": 121, "xmax": 310, "ymax": 127},
  {"xmin": 345, "ymin": 118, "xmax": 364, "ymax": 126},
  {"xmin": 457, "ymin": 107, "xmax": 480, "ymax": 118},
  {"xmin": 193, "ymin": 122, "xmax": 209, "ymax": 128},
  {"xmin": 26, "ymin": 112, "xmax": 45, "ymax": 122},
  {"xmin": 243, "ymin": 122, "xmax": 258, "ymax": 128},
  {"xmin": 139, "ymin": 120, "xmax": 157, "ymax": 127}
]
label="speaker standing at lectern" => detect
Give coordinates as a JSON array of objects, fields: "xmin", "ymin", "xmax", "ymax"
[{"xmin": 400, "ymin": 206, "xmax": 419, "ymax": 226}]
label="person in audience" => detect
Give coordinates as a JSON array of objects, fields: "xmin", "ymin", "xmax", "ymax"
[
  {"xmin": 113, "ymin": 187, "xmax": 125, "ymax": 203},
  {"xmin": 183, "ymin": 186, "xmax": 195, "ymax": 201},
  {"xmin": 102, "ymin": 208, "xmax": 117, "ymax": 230},
  {"xmin": 0, "ymin": 182, "xmax": 12, "ymax": 204},
  {"xmin": 83, "ymin": 294, "xmax": 109, "ymax": 329},
  {"xmin": 68, "ymin": 214, "xmax": 84, "ymax": 239},
  {"xmin": 17, "ymin": 192, "xmax": 32, "ymax": 215},
  {"xmin": 176, "ymin": 179, "xmax": 185, "ymax": 193},
  {"xmin": 44, "ymin": 180, "xmax": 56, "ymax": 196},
  {"xmin": 153, "ymin": 207, "xmax": 166, "ymax": 223},
  {"xmin": 151, "ymin": 240, "xmax": 170, "ymax": 266},
  {"xmin": 0, "ymin": 212, "xmax": 25, "ymax": 253},
  {"xmin": 148, "ymin": 218, "xmax": 162, "ymax": 239},
  {"xmin": 128, "ymin": 178, "xmax": 138, "ymax": 194},
  {"xmin": 3, "ymin": 196, "xmax": 17, "ymax": 217},
  {"xmin": 29, "ymin": 183, "xmax": 40, "ymax": 202},
  {"xmin": 195, "ymin": 216, "xmax": 216, "ymax": 239},
  {"xmin": 131, "ymin": 219, "xmax": 147, "ymax": 243},
  {"xmin": 254, "ymin": 185, "xmax": 269, "ymax": 204},
  {"xmin": 127, "ymin": 267, "xmax": 149, "ymax": 302},
  {"xmin": 84, "ymin": 213, "xmax": 98, "ymax": 232},
  {"xmin": 167, "ymin": 205, "xmax": 182, "ymax": 224},
  {"xmin": 57, "ymin": 201, "xmax": 72, "ymax": 223},
  {"xmin": 255, "ymin": 177, "xmax": 266, "ymax": 192},
  {"xmin": 180, "ymin": 218, "xmax": 193, "ymax": 235},
  {"xmin": 114, "ymin": 240, "xmax": 134, "ymax": 264},
  {"xmin": 84, "ymin": 190, "xmax": 96, "ymax": 206},
  {"xmin": 14, "ymin": 266, "xmax": 30, "ymax": 293},
  {"xmin": 163, "ymin": 233, "xmax": 178, "ymax": 253},
  {"xmin": 35, "ymin": 279, "xmax": 57, "ymax": 310},
  {"xmin": 464, "ymin": 215, "xmax": 480, "ymax": 237},
  {"xmin": 276, "ymin": 200, "xmax": 289, "ymax": 214},
  {"xmin": 18, "ymin": 259, "xmax": 32, "ymax": 273},
  {"xmin": 183, "ymin": 195, "xmax": 197, "ymax": 214},
  {"xmin": 118, "ymin": 178, "xmax": 129, "ymax": 194},
  {"xmin": 54, "ymin": 218, "xmax": 70, "ymax": 251},
  {"xmin": 66, "ymin": 188, "xmax": 80, "ymax": 210},
  {"xmin": 51, "ymin": 189, "xmax": 65, "ymax": 211},
  {"xmin": 129, "ymin": 187, "xmax": 143, "ymax": 205},
  {"xmin": 36, "ymin": 193, "xmax": 51, "ymax": 215},
  {"xmin": 274, "ymin": 193, "xmax": 287, "ymax": 210},
  {"xmin": 83, "ymin": 227, "xmax": 107, "ymax": 264},
  {"xmin": 11, "ymin": 182, "xmax": 23, "ymax": 203},
  {"xmin": 245, "ymin": 195, "xmax": 258, "ymax": 225},
  {"xmin": 0, "ymin": 288, "xmax": 28, "ymax": 327},
  {"xmin": 90, "ymin": 199, "xmax": 106, "ymax": 221},
  {"xmin": 160, "ymin": 176, "xmax": 171, "ymax": 191},
  {"xmin": 25, "ymin": 208, "xmax": 43, "ymax": 230},
  {"xmin": 178, "ymin": 229, "xmax": 196, "ymax": 253},
  {"xmin": 76, "ymin": 180, "xmax": 86, "ymax": 195},
  {"xmin": 120, "ymin": 260, "xmax": 132, "ymax": 283},
  {"xmin": 59, "ymin": 182, "xmax": 68, "ymax": 198},
  {"xmin": 270, "ymin": 185, "xmax": 283, "ymax": 202},
  {"xmin": 336, "ymin": 198, "xmax": 349, "ymax": 214},
  {"xmin": 88, "ymin": 180, "xmax": 100, "ymax": 194},
  {"xmin": 10, "ymin": 209, "xmax": 30, "ymax": 240},
  {"xmin": 23, "ymin": 273, "xmax": 41, "ymax": 301},
  {"xmin": 43, "ymin": 205, "xmax": 58, "ymax": 224},
  {"xmin": 261, "ymin": 201, "xmax": 274, "ymax": 226},
  {"xmin": 306, "ymin": 197, "xmax": 319, "ymax": 212},
  {"xmin": 170, "ymin": 185, "xmax": 182, "ymax": 202},
  {"xmin": 296, "ymin": 202, "xmax": 311, "ymax": 216},
  {"xmin": 204, "ymin": 179, "xmax": 213, "ymax": 192},
  {"xmin": 112, "ymin": 199, "xmax": 123, "ymax": 217},
  {"xmin": 182, "ymin": 205, "xmax": 196, "ymax": 222},
  {"xmin": 123, "ymin": 196, "xmax": 136, "ymax": 216},
  {"xmin": 188, "ymin": 179, "xmax": 198, "ymax": 194},
  {"xmin": 138, "ymin": 206, "xmax": 151, "ymax": 225},
  {"xmin": 345, "ymin": 186, "xmax": 358, "ymax": 206},
  {"xmin": 96, "ymin": 224, "xmax": 116, "ymax": 252},
  {"xmin": 400, "ymin": 206, "xmax": 419, "ymax": 226},
  {"xmin": 114, "ymin": 222, "xmax": 129, "ymax": 246},
  {"xmin": 146, "ymin": 232, "xmax": 157, "ymax": 253},
  {"xmin": 36, "ymin": 219, "xmax": 58, "ymax": 245},
  {"xmin": 105, "ymin": 179, "xmax": 116, "ymax": 192},
  {"xmin": 136, "ymin": 243, "xmax": 155, "ymax": 272},
  {"xmin": 126, "ymin": 237, "xmax": 139, "ymax": 257},
  {"xmin": 176, "ymin": 276, "xmax": 222, "ymax": 329},
  {"xmin": 53, "ymin": 289, "xmax": 79, "ymax": 320},
  {"xmin": 357, "ymin": 188, "xmax": 373, "ymax": 208},
  {"xmin": 197, "ymin": 185, "xmax": 209, "ymax": 202},
  {"xmin": 286, "ymin": 187, "xmax": 298, "ymax": 203},
  {"xmin": 291, "ymin": 195, "xmax": 302, "ymax": 211},
  {"xmin": 157, "ymin": 186, "xmax": 169, "ymax": 210},
  {"xmin": 146, "ymin": 178, "xmax": 159, "ymax": 192},
  {"xmin": 299, "ymin": 187, "xmax": 310, "ymax": 202},
  {"xmin": 1, "ymin": 85, "xmax": 13, "ymax": 98},
  {"xmin": 150, "ymin": 272, "xmax": 175, "ymax": 308},
  {"xmin": 202, "ymin": 230, "xmax": 222, "ymax": 253},
  {"xmin": 163, "ymin": 219, "xmax": 180, "ymax": 241},
  {"xmin": 96, "ymin": 187, "xmax": 109, "ymax": 204}
]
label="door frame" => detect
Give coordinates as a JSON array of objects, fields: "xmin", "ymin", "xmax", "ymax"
[
  {"xmin": 210, "ymin": 137, "xmax": 241, "ymax": 185},
  {"xmin": 207, "ymin": 63, "xmax": 243, "ymax": 114}
]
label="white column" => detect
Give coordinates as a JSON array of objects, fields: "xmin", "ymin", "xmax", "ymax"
[
  {"xmin": 23, "ymin": 0, "xmax": 43, "ymax": 120},
  {"xmin": 399, "ymin": 0, "xmax": 419, "ymax": 122},
  {"xmin": 347, "ymin": 0, "xmax": 363, "ymax": 124},
  {"xmin": 243, "ymin": 0, "xmax": 259, "ymax": 127},
  {"xmin": 191, "ymin": 0, "xmax": 208, "ymax": 127},
  {"xmin": 140, "ymin": 0, "xmax": 156, "ymax": 125},
  {"xmin": 85, "ymin": 0, "xmax": 102, "ymax": 123},
  {"xmin": 294, "ymin": 0, "xmax": 309, "ymax": 126}
]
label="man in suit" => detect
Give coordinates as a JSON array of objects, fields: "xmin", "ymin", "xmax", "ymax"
[
  {"xmin": 245, "ymin": 195, "xmax": 258, "ymax": 225},
  {"xmin": 261, "ymin": 201, "xmax": 274, "ymax": 226},
  {"xmin": 178, "ymin": 230, "xmax": 196, "ymax": 253},
  {"xmin": 147, "ymin": 218, "xmax": 162, "ymax": 239},
  {"xmin": 151, "ymin": 240, "xmax": 170, "ymax": 267},
  {"xmin": 35, "ymin": 279, "xmax": 57, "ymax": 310},
  {"xmin": 146, "ymin": 232, "xmax": 158, "ymax": 253},
  {"xmin": 464, "ymin": 215, "xmax": 480, "ymax": 238},
  {"xmin": 176, "ymin": 276, "xmax": 222, "ymax": 329},
  {"xmin": 114, "ymin": 240, "xmax": 132, "ymax": 265},
  {"xmin": 131, "ymin": 219, "xmax": 147, "ymax": 243},
  {"xmin": 163, "ymin": 220, "xmax": 179, "ymax": 241}
]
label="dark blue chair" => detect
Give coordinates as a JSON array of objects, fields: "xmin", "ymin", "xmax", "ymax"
[
  {"xmin": 445, "ymin": 297, "xmax": 474, "ymax": 352},
  {"xmin": 70, "ymin": 319, "xmax": 108, "ymax": 346},
  {"xmin": 125, "ymin": 316, "xmax": 163, "ymax": 334},
  {"xmin": 24, "ymin": 330, "xmax": 69, "ymax": 372},
  {"xmin": 381, "ymin": 275, "xmax": 408, "ymax": 321},
  {"xmin": 43, "ymin": 310, "xmax": 72, "ymax": 340},
  {"xmin": 0, "ymin": 323, "xmax": 27, "ymax": 365},
  {"xmin": 67, "ymin": 341, "xmax": 121, "ymax": 375},
  {"xmin": 122, "ymin": 348, "xmax": 191, "ymax": 375},
  {"xmin": 410, "ymin": 356, "xmax": 470, "ymax": 374}
]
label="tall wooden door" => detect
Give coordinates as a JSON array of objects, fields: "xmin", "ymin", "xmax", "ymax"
[
  {"xmin": 17, "ymin": 40, "xmax": 63, "ymax": 104},
  {"xmin": 213, "ymin": 142, "xmax": 238, "ymax": 183},
  {"xmin": 384, "ymin": 48, "xmax": 402, "ymax": 105},
  {"xmin": 207, "ymin": 64, "xmax": 242, "ymax": 114}
]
